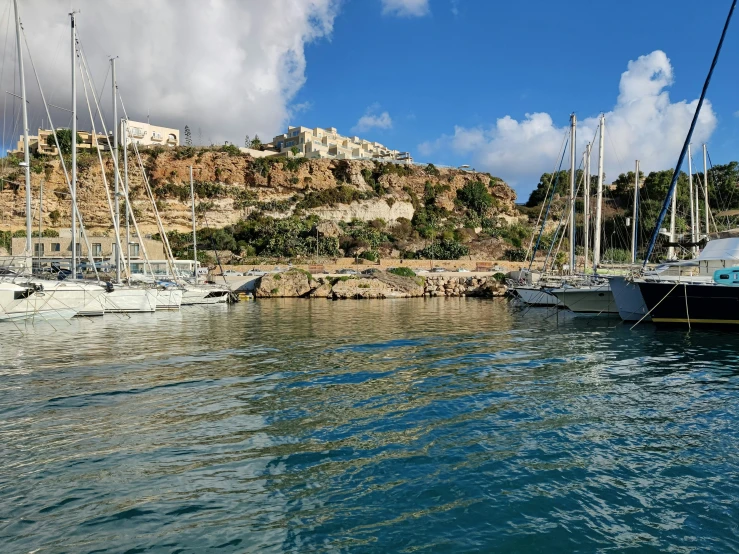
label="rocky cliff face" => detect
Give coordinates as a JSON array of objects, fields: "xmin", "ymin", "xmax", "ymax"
[{"xmin": 0, "ymin": 148, "xmax": 517, "ymax": 236}]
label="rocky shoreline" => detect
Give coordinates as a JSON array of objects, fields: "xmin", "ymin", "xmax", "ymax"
[{"xmin": 252, "ymin": 269, "xmax": 507, "ymax": 300}]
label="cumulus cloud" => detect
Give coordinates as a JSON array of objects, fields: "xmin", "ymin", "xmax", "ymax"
[
  {"xmin": 419, "ymin": 51, "xmax": 717, "ymax": 196},
  {"xmin": 4, "ymin": 0, "xmax": 338, "ymax": 147},
  {"xmin": 381, "ymin": 0, "xmax": 430, "ymax": 17},
  {"xmin": 352, "ymin": 105, "xmax": 393, "ymax": 132}
]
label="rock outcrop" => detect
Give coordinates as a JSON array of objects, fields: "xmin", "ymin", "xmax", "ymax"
[
  {"xmin": 252, "ymin": 270, "xmax": 503, "ymax": 300},
  {"xmin": 0, "ymin": 148, "xmax": 517, "ymax": 236}
]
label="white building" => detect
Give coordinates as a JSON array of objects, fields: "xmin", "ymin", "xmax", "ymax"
[
  {"xmin": 268, "ymin": 126, "xmax": 411, "ymax": 162},
  {"xmin": 124, "ymin": 120, "xmax": 179, "ymax": 147}
]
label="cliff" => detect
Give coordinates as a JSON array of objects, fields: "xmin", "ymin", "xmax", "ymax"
[{"xmin": 1, "ymin": 147, "xmax": 521, "ymax": 259}]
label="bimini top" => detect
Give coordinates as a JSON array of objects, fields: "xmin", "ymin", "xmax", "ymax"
[{"xmin": 698, "ymin": 238, "xmax": 739, "ymax": 261}]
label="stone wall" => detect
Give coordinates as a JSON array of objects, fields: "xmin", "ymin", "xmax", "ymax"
[
  {"xmin": 252, "ymin": 269, "xmax": 507, "ymax": 299},
  {"xmin": 423, "ymin": 275, "xmax": 506, "ymax": 298}
]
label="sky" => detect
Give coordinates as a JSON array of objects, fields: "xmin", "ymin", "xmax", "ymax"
[{"xmin": 1, "ymin": 0, "xmax": 738, "ymax": 201}]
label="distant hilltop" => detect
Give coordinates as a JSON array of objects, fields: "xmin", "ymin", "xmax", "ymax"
[{"xmin": 1, "ymin": 146, "xmax": 522, "ymax": 261}]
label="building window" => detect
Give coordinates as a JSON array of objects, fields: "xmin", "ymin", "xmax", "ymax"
[
  {"xmin": 92, "ymin": 243, "xmax": 102, "ymax": 256},
  {"xmin": 34, "ymin": 243, "xmax": 44, "ymax": 256},
  {"xmin": 292, "ymin": 131, "xmax": 298, "ymax": 137},
  {"xmin": 51, "ymin": 243, "xmax": 60, "ymax": 252},
  {"xmin": 130, "ymin": 243, "xmax": 140, "ymax": 257}
]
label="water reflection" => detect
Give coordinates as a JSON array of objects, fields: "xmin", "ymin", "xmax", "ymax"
[{"xmin": 1, "ymin": 299, "xmax": 739, "ymax": 552}]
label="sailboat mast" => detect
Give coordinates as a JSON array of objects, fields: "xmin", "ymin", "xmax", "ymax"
[
  {"xmin": 668, "ymin": 176, "xmax": 677, "ymax": 260},
  {"xmin": 13, "ymin": 0, "xmax": 31, "ymax": 255},
  {"xmin": 583, "ymin": 143, "xmax": 590, "ymax": 271},
  {"xmin": 111, "ymin": 58, "xmax": 121, "ymax": 282},
  {"xmin": 568, "ymin": 113, "xmax": 576, "ymax": 274},
  {"xmin": 593, "ymin": 114, "xmax": 605, "ymax": 271},
  {"xmin": 703, "ymin": 144, "xmax": 709, "ymax": 236},
  {"xmin": 687, "ymin": 145, "xmax": 696, "ymax": 255},
  {"xmin": 123, "ymin": 119, "xmax": 130, "ymax": 266},
  {"xmin": 190, "ymin": 166, "xmax": 198, "ymax": 284},
  {"xmin": 631, "ymin": 160, "xmax": 639, "ymax": 264},
  {"xmin": 70, "ymin": 12, "xmax": 77, "ymax": 278}
]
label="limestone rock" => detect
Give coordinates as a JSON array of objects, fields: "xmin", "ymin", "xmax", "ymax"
[{"xmin": 255, "ymin": 269, "xmax": 312, "ymax": 298}]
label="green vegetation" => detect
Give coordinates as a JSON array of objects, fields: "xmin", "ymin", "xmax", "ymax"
[
  {"xmin": 46, "ymin": 129, "xmax": 82, "ymax": 156},
  {"xmin": 220, "ymin": 144, "xmax": 241, "ymax": 156},
  {"xmin": 417, "ymin": 239, "xmax": 469, "ymax": 260},
  {"xmin": 388, "ymin": 267, "xmax": 416, "ymax": 278},
  {"xmin": 457, "ymin": 180, "xmax": 494, "ymax": 216},
  {"xmin": 296, "ymin": 185, "xmax": 373, "ymax": 210}
]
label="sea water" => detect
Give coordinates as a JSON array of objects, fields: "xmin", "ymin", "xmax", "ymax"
[{"xmin": 1, "ymin": 299, "xmax": 738, "ymax": 552}]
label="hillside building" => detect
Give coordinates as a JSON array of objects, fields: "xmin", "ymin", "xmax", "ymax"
[{"xmin": 267, "ymin": 126, "xmax": 411, "ymax": 162}]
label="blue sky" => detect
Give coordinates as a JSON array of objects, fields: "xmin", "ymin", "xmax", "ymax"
[
  {"xmin": 3, "ymin": 0, "xmax": 738, "ymax": 201},
  {"xmin": 291, "ymin": 0, "xmax": 739, "ymax": 197}
]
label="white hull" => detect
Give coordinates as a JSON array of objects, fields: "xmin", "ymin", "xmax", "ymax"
[
  {"xmin": 1, "ymin": 283, "xmax": 78, "ymax": 321},
  {"xmin": 181, "ymin": 285, "xmax": 230, "ymax": 305},
  {"xmin": 156, "ymin": 288, "xmax": 183, "ymax": 310},
  {"xmin": 514, "ymin": 286, "xmax": 560, "ymax": 306},
  {"xmin": 104, "ymin": 287, "xmax": 157, "ymax": 313},
  {"xmin": 14, "ymin": 281, "xmax": 106, "ymax": 319},
  {"xmin": 550, "ymin": 284, "xmax": 619, "ymax": 314},
  {"xmin": 608, "ymin": 276, "xmax": 649, "ymax": 322}
]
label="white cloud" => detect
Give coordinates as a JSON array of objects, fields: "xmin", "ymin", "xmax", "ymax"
[
  {"xmin": 381, "ymin": 0, "xmax": 430, "ymax": 17},
  {"xmin": 6, "ymin": 0, "xmax": 339, "ymax": 146},
  {"xmin": 352, "ymin": 105, "xmax": 393, "ymax": 132},
  {"xmin": 451, "ymin": 0, "xmax": 461, "ymax": 16},
  {"xmin": 418, "ymin": 51, "xmax": 718, "ymax": 197}
]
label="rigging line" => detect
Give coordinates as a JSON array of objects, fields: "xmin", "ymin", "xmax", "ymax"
[
  {"xmin": 643, "ymin": 0, "xmax": 736, "ymax": 266},
  {"xmin": 20, "ymin": 24, "xmax": 101, "ymax": 283},
  {"xmin": 525, "ymin": 129, "xmax": 569, "ymax": 261},
  {"xmin": 528, "ymin": 138, "xmax": 568, "ymax": 270},
  {"xmin": 1, "ymin": 0, "xmax": 11, "ymax": 154},
  {"xmin": 78, "ymin": 51, "xmax": 129, "ymax": 280},
  {"xmin": 77, "ymin": 45, "xmax": 151, "ymax": 279}
]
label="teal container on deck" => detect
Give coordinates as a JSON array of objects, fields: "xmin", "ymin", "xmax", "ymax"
[{"xmin": 713, "ymin": 266, "xmax": 739, "ymax": 286}]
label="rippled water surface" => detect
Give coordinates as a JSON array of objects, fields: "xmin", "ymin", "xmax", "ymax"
[{"xmin": 2, "ymin": 298, "xmax": 739, "ymax": 552}]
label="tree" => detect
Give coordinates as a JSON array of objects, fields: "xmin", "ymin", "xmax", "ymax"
[
  {"xmin": 184, "ymin": 125, "xmax": 192, "ymax": 146},
  {"xmin": 613, "ymin": 170, "xmax": 644, "ymax": 200},
  {"xmin": 457, "ymin": 180, "xmax": 493, "ymax": 216},
  {"xmin": 250, "ymin": 135, "xmax": 262, "ymax": 149},
  {"xmin": 244, "ymin": 134, "xmax": 250, "ymax": 148},
  {"xmin": 46, "ymin": 129, "xmax": 82, "ymax": 156},
  {"xmin": 290, "ymin": 146, "xmax": 300, "ymax": 157}
]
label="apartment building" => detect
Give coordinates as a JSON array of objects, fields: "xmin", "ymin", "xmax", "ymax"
[
  {"xmin": 123, "ymin": 120, "xmax": 179, "ymax": 147},
  {"xmin": 268, "ymin": 126, "xmax": 411, "ymax": 162},
  {"xmin": 11, "ymin": 128, "xmax": 111, "ymax": 156},
  {"xmin": 11, "ymin": 235, "xmax": 164, "ymax": 261}
]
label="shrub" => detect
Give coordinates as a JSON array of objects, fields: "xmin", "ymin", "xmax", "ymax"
[
  {"xmin": 603, "ymin": 248, "xmax": 630, "ymax": 263},
  {"xmin": 424, "ymin": 163, "xmax": 440, "ymax": 176},
  {"xmin": 416, "ymin": 239, "xmax": 469, "ymax": 260},
  {"xmin": 296, "ymin": 185, "xmax": 370, "ymax": 210},
  {"xmin": 493, "ymin": 272, "xmax": 506, "ymax": 282},
  {"xmin": 359, "ymin": 250, "xmax": 379, "ymax": 262},
  {"xmin": 388, "ymin": 267, "xmax": 416, "ymax": 278},
  {"xmin": 46, "ymin": 129, "xmax": 81, "ymax": 155},
  {"xmin": 220, "ymin": 144, "xmax": 241, "ymax": 156},
  {"xmin": 503, "ymin": 248, "xmax": 526, "ymax": 262},
  {"xmin": 457, "ymin": 180, "xmax": 493, "ymax": 216}
]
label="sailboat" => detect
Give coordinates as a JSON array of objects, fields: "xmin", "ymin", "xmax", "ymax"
[{"xmin": 547, "ymin": 113, "xmax": 619, "ymax": 315}]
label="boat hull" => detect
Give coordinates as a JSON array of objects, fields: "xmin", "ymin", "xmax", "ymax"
[
  {"xmin": 181, "ymin": 286, "xmax": 230, "ymax": 305},
  {"xmin": 638, "ymin": 281, "xmax": 739, "ymax": 326},
  {"xmin": 513, "ymin": 286, "xmax": 560, "ymax": 307},
  {"xmin": 104, "ymin": 288, "xmax": 157, "ymax": 313},
  {"xmin": 550, "ymin": 285, "xmax": 619, "ymax": 314},
  {"xmin": 156, "ymin": 288, "xmax": 183, "ymax": 310},
  {"xmin": 608, "ymin": 276, "xmax": 650, "ymax": 322}
]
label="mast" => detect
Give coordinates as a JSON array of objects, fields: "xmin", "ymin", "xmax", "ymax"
[
  {"xmin": 111, "ymin": 58, "xmax": 121, "ymax": 282},
  {"xmin": 13, "ymin": 0, "xmax": 31, "ymax": 256},
  {"xmin": 593, "ymin": 114, "xmax": 605, "ymax": 271},
  {"xmin": 583, "ymin": 143, "xmax": 590, "ymax": 271},
  {"xmin": 190, "ymin": 166, "xmax": 198, "ymax": 284},
  {"xmin": 568, "ymin": 113, "xmax": 576, "ymax": 274},
  {"xmin": 123, "ymin": 118, "xmax": 130, "ymax": 267},
  {"xmin": 688, "ymin": 145, "xmax": 696, "ymax": 255},
  {"xmin": 70, "ymin": 12, "xmax": 78, "ymax": 278},
  {"xmin": 38, "ymin": 180, "xmax": 43, "ymax": 269},
  {"xmin": 631, "ymin": 160, "xmax": 639, "ymax": 264},
  {"xmin": 668, "ymin": 173, "xmax": 677, "ymax": 260},
  {"xmin": 703, "ymin": 144, "xmax": 709, "ymax": 236}
]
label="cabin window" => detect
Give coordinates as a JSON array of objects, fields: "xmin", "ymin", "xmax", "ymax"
[{"xmin": 719, "ymin": 274, "xmax": 729, "ymax": 280}]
